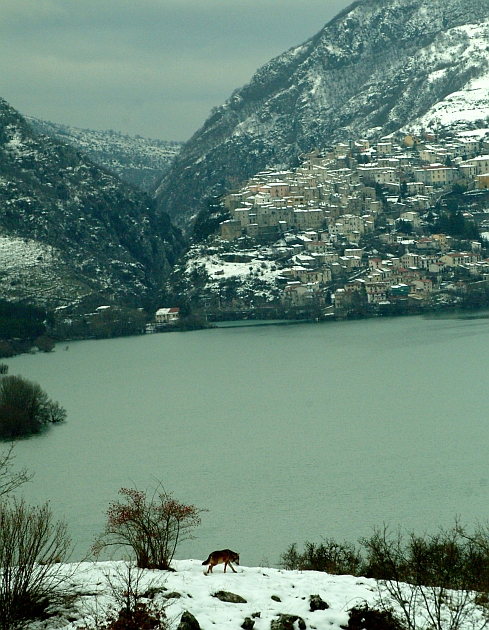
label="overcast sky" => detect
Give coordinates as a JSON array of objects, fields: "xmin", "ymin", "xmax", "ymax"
[{"xmin": 1, "ymin": 0, "xmax": 353, "ymax": 141}]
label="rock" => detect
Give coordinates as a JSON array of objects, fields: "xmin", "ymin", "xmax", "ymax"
[
  {"xmin": 271, "ymin": 595, "xmax": 281, "ymax": 602},
  {"xmin": 144, "ymin": 585, "xmax": 167, "ymax": 599},
  {"xmin": 241, "ymin": 617, "xmax": 255, "ymax": 629},
  {"xmin": 344, "ymin": 605, "xmax": 403, "ymax": 630},
  {"xmin": 165, "ymin": 591, "xmax": 182, "ymax": 599},
  {"xmin": 178, "ymin": 611, "xmax": 201, "ymax": 630},
  {"xmin": 212, "ymin": 590, "xmax": 248, "ymax": 604},
  {"xmin": 270, "ymin": 614, "xmax": 306, "ymax": 630},
  {"xmin": 309, "ymin": 594, "xmax": 329, "ymax": 612}
]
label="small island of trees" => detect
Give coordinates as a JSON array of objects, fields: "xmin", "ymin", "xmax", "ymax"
[{"xmin": 0, "ymin": 371, "xmax": 66, "ymax": 438}]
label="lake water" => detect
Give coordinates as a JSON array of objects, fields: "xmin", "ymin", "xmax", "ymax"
[{"xmin": 6, "ymin": 313, "xmax": 489, "ymax": 567}]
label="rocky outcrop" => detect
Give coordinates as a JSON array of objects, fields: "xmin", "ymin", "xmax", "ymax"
[
  {"xmin": 270, "ymin": 614, "xmax": 307, "ymax": 630},
  {"xmin": 309, "ymin": 593, "xmax": 330, "ymax": 612}
]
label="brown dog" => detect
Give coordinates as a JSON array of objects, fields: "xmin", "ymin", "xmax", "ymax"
[{"xmin": 202, "ymin": 549, "xmax": 240, "ymax": 575}]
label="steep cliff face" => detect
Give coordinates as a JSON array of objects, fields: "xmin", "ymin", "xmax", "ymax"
[
  {"xmin": 155, "ymin": 0, "xmax": 489, "ymax": 228},
  {"xmin": 0, "ymin": 98, "xmax": 185, "ymax": 308}
]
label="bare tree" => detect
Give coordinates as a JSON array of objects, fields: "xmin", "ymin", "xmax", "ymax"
[{"xmin": 0, "ymin": 375, "xmax": 66, "ymax": 438}]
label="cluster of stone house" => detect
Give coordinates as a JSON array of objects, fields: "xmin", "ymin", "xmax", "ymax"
[
  {"xmin": 221, "ymin": 130, "xmax": 489, "ymax": 242},
  {"xmin": 221, "ymin": 152, "xmax": 381, "ymax": 244},
  {"xmin": 332, "ymin": 247, "xmax": 489, "ymax": 310},
  {"xmin": 274, "ymin": 228, "xmax": 489, "ymax": 308},
  {"xmin": 217, "ymin": 130, "xmax": 489, "ymax": 311}
]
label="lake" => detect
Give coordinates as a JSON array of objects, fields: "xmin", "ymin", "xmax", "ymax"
[{"xmin": 6, "ymin": 313, "xmax": 489, "ymax": 567}]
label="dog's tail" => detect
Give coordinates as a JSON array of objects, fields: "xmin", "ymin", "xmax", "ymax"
[{"xmin": 202, "ymin": 555, "xmax": 211, "ymax": 566}]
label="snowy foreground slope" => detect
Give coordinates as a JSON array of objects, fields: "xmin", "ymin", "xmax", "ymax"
[
  {"xmin": 47, "ymin": 560, "xmax": 377, "ymax": 629},
  {"xmin": 37, "ymin": 560, "xmax": 489, "ymax": 630}
]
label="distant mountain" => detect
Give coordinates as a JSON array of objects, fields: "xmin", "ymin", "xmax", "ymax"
[
  {"xmin": 155, "ymin": 0, "xmax": 489, "ymax": 228},
  {"xmin": 27, "ymin": 118, "xmax": 182, "ymax": 193},
  {"xmin": 0, "ymin": 98, "xmax": 185, "ymax": 309}
]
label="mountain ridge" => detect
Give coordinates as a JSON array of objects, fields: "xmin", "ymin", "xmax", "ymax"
[
  {"xmin": 0, "ymin": 98, "xmax": 184, "ymax": 309},
  {"xmin": 26, "ymin": 117, "xmax": 182, "ymax": 193}
]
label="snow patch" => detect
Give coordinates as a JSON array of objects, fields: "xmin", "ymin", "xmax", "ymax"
[
  {"xmin": 0, "ymin": 236, "xmax": 55, "ymax": 271},
  {"xmin": 46, "ymin": 560, "xmax": 377, "ymax": 630}
]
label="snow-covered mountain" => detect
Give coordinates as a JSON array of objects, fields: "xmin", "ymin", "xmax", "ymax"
[
  {"xmin": 0, "ymin": 98, "xmax": 184, "ymax": 309},
  {"xmin": 27, "ymin": 118, "xmax": 182, "ymax": 193},
  {"xmin": 155, "ymin": 0, "xmax": 489, "ymax": 228}
]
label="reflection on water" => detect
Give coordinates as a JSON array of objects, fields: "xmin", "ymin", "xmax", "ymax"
[{"xmin": 6, "ymin": 314, "xmax": 489, "ymax": 566}]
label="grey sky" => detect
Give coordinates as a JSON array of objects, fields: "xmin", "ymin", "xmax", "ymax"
[{"xmin": 1, "ymin": 1, "xmax": 353, "ymax": 141}]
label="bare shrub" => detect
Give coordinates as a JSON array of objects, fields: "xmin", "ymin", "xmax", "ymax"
[
  {"xmin": 93, "ymin": 484, "xmax": 206, "ymax": 570},
  {"xmin": 362, "ymin": 524, "xmax": 489, "ymax": 630},
  {"xmin": 33, "ymin": 336, "xmax": 55, "ymax": 353},
  {"xmin": 0, "ymin": 499, "xmax": 72, "ymax": 629},
  {"xmin": 279, "ymin": 543, "xmax": 303, "ymax": 571},
  {"xmin": 345, "ymin": 604, "xmax": 404, "ymax": 630},
  {"xmin": 80, "ymin": 562, "xmax": 169, "ymax": 630},
  {"xmin": 0, "ymin": 342, "xmax": 15, "ymax": 359},
  {"xmin": 279, "ymin": 539, "xmax": 362, "ymax": 575}
]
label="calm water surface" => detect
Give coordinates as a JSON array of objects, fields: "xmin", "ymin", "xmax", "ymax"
[{"xmin": 6, "ymin": 314, "xmax": 489, "ymax": 566}]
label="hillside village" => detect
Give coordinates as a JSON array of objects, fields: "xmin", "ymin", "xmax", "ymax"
[{"xmin": 173, "ymin": 128, "xmax": 489, "ymax": 320}]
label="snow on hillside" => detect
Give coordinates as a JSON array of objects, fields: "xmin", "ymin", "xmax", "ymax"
[
  {"xmin": 26, "ymin": 118, "xmax": 182, "ymax": 192},
  {"xmin": 42, "ymin": 560, "xmax": 378, "ymax": 629},
  {"xmin": 409, "ymin": 21, "xmax": 489, "ymax": 130},
  {"xmin": 177, "ymin": 243, "xmax": 285, "ymax": 307},
  {"xmin": 189, "ymin": 249, "xmax": 281, "ymax": 284},
  {"xmin": 0, "ymin": 236, "xmax": 72, "ymax": 305},
  {"xmin": 0, "ymin": 235, "xmax": 55, "ymax": 271},
  {"xmin": 420, "ymin": 74, "xmax": 489, "ymax": 126}
]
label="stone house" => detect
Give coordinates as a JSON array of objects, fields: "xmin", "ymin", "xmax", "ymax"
[
  {"xmin": 155, "ymin": 308, "xmax": 180, "ymax": 325},
  {"xmin": 466, "ymin": 155, "xmax": 489, "ymax": 174}
]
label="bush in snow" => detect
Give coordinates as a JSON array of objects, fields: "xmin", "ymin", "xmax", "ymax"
[
  {"xmin": 362, "ymin": 523, "xmax": 489, "ymax": 630},
  {"xmin": 79, "ymin": 562, "xmax": 169, "ymax": 630},
  {"xmin": 93, "ymin": 484, "xmax": 206, "ymax": 570},
  {"xmin": 279, "ymin": 539, "xmax": 363, "ymax": 575},
  {"xmin": 0, "ymin": 499, "xmax": 72, "ymax": 629}
]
